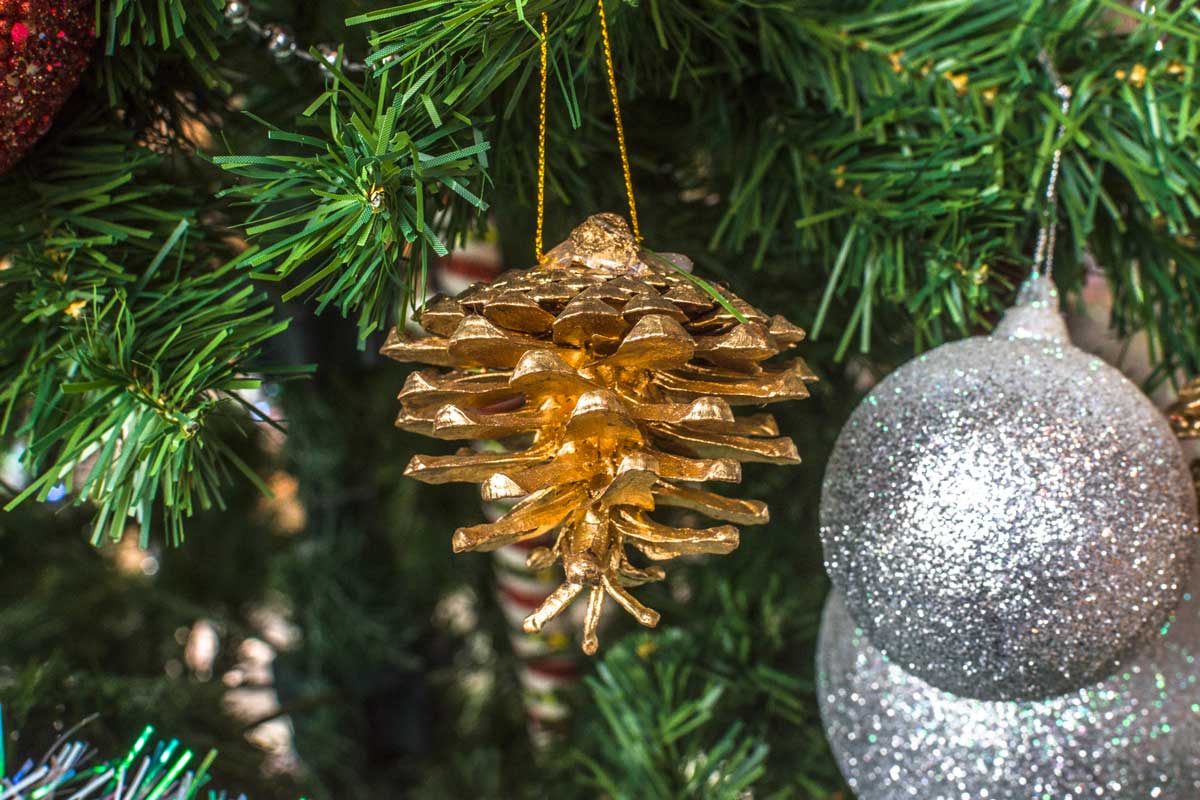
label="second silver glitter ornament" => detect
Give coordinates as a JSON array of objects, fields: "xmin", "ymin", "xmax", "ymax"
[{"xmin": 817, "ymin": 546, "xmax": 1200, "ymax": 800}]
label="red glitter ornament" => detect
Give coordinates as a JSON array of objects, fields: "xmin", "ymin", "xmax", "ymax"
[{"xmin": 0, "ymin": 0, "xmax": 94, "ymax": 174}]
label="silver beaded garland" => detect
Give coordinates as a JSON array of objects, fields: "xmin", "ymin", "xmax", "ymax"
[
  {"xmin": 222, "ymin": 2, "xmax": 367, "ymax": 74},
  {"xmin": 820, "ymin": 274, "xmax": 1198, "ymax": 700},
  {"xmin": 817, "ymin": 565, "xmax": 1200, "ymax": 800}
]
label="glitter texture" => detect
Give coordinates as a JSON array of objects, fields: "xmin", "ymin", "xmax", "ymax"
[
  {"xmin": 0, "ymin": 0, "xmax": 94, "ymax": 174},
  {"xmin": 817, "ymin": 571, "xmax": 1200, "ymax": 800},
  {"xmin": 820, "ymin": 274, "xmax": 1198, "ymax": 700}
]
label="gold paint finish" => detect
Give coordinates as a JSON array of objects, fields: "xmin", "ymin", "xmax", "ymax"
[
  {"xmin": 1168, "ymin": 378, "xmax": 1200, "ymax": 439},
  {"xmin": 1171, "ymin": 379, "xmax": 1200, "ymax": 495}
]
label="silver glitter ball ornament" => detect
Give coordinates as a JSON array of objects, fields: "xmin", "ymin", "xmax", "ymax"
[
  {"xmin": 223, "ymin": 0, "xmax": 250, "ymax": 26},
  {"xmin": 264, "ymin": 24, "xmax": 296, "ymax": 61},
  {"xmin": 820, "ymin": 274, "xmax": 1198, "ymax": 700},
  {"xmin": 817, "ymin": 567, "xmax": 1200, "ymax": 800}
]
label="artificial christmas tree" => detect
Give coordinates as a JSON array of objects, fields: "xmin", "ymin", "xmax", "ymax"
[{"xmin": 2, "ymin": 2, "xmax": 1200, "ymax": 798}]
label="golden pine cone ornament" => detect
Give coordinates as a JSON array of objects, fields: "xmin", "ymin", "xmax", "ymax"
[{"xmin": 382, "ymin": 214, "xmax": 815, "ymax": 653}]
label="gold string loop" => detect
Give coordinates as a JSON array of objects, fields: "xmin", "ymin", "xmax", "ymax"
[
  {"xmin": 534, "ymin": 2, "xmax": 643, "ymax": 259},
  {"xmin": 596, "ymin": 0, "xmax": 640, "ymax": 243},
  {"xmin": 535, "ymin": 11, "xmax": 549, "ymax": 261}
]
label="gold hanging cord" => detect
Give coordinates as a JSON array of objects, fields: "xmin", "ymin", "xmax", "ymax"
[
  {"xmin": 535, "ymin": 11, "xmax": 550, "ymax": 260},
  {"xmin": 535, "ymin": 1, "xmax": 642, "ymax": 260}
]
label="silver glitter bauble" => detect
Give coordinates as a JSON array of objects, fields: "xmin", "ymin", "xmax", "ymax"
[
  {"xmin": 817, "ymin": 570, "xmax": 1200, "ymax": 800},
  {"xmin": 820, "ymin": 274, "xmax": 1198, "ymax": 700}
]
